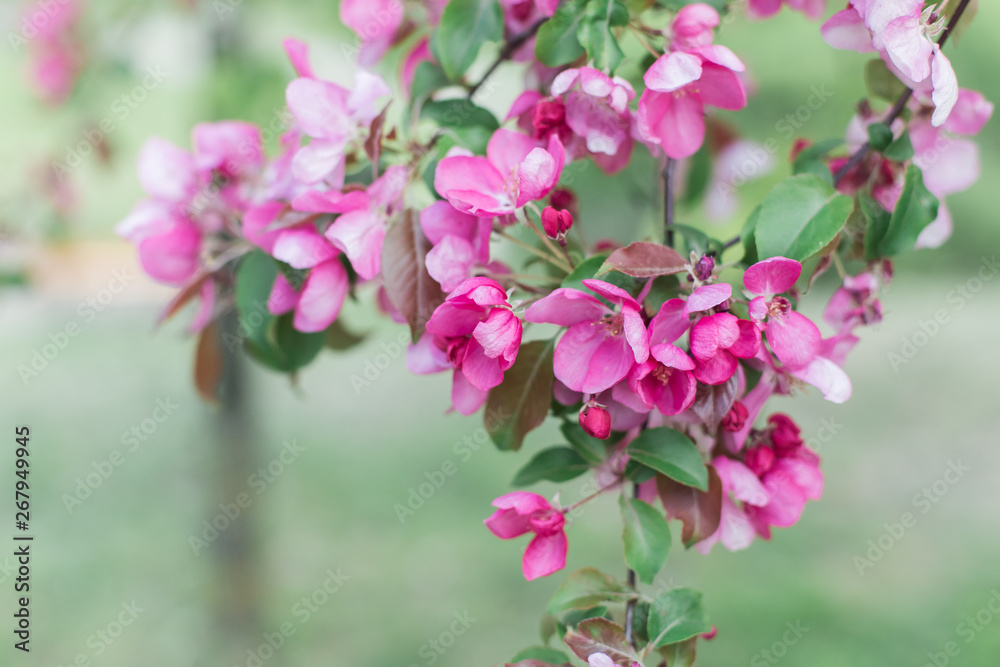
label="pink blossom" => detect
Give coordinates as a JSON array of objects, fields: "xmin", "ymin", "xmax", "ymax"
[
  {"xmin": 22, "ymin": 0, "xmax": 84, "ymax": 105},
  {"xmin": 637, "ymin": 44, "xmax": 747, "ymax": 158},
  {"xmin": 670, "ymin": 3, "xmax": 720, "ymax": 51},
  {"xmin": 414, "ymin": 278, "xmax": 522, "ymax": 415},
  {"xmin": 293, "ymin": 166, "xmax": 408, "ymax": 280},
  {"xmin": 743, "ymin": 257, "xmax": 821, "ymax": 371},
  {"xmin": 401, "ymin": 38, "xmax": 435, "ymax": 95},
  {"xmin": 824, "ymin": 272, "xmax": 883, "ymax": 333},
  {"xmin": 284, "ymin": 40, "xmax": 391, "ymax": 185},
  {"xmin": 420, "ymin": 201, "xmax": 495, "ymax": 291},
  {"xmin": 339, "ymin": 0, "xmax": 404, "ymax": 66},
  {"xmin": 745, "ymin": 0, "xmax": 825, "ymax": 21},
  {"xmin": 485, "ymin": 491, "xmax": 567, "ymax": 581},
  {"xmin": 525, "ymin": 279, "xmax": 649, "ymax": 394},
  {"xmin": 822, "ymin": 1, "xmax": 957, "ymax": 125},
  {"xmin": 434, "ymin": 129, "xmax": 565, "ymax": 216}
]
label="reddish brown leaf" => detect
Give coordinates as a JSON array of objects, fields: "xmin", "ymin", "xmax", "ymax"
[
  {"xmin": 364, "ymin": 106, "xmax": 388, "ymax": 178},
  {"xmin": 158, "ymin": 272, "xmax": 208, "ymax": 327},
  {"xmin": 656, "ymin": 466, "xmax": 722, "ymax": 546},
  {"xmin": 194, "ymin": 319, "xmax": 224, "ymax": 405},
  {"xmin": 564, "ymin": 618, "xmax": 638, "ymax": 666},
  {"xmin": 485, "ymin": 338, "xmax": 556, "ymax": 451},
  {"xmin": 689, "ymin": 373, "xmax": 738, "ymax": 432},
  {"xmin": 597, "ymin": 241, "xmax": 687, "ymax": 279},
  {"xmin": 658, "ymin": 636, "xmax": 698, "ymax": 667},
  {"xmin": 381, "ymin": 209, "xmax": 446, "ymax": 342}
]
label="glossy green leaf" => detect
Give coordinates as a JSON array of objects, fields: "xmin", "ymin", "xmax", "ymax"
[
  {"xmin": 620, "ymin": 496, "xmax": 671, "ymax": 584},
  {"xmin": 535, "ymin": 0, "xmax": 588, "ymax": 67},
  {"xmin": 625, "ymin": 427, "xmax": 708, "ymax": 490},
  {"xmin": 876, "ymin": 164, "xmax": 939, "ymax": 256},
  {"xmin": 547, "ymin": 568, "xmax": 627, "ymax": 615},
  {"xmin": 754, "ymin": 174, "xmax": 854, "ymax": 261},
  {"xmin": 512, "ymin": 447, "xmax": 590, "ymax": 486},
  {"xmin": 646, "ymin": 587, "xmax": 711, "ymax": 648},
  {"xmin": 431, "ymin": 0, "xmax": 504, "ymax": 80}
]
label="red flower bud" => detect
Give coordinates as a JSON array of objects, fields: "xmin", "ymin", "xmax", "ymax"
[
  {"xmin": 768, "ymin": 413, "xmax": 803, "ymax": 456},
  {"xmin": 541, "ymin": 206, "xmax": 573, "ymax": 239},
  {"xmin": 579, "ymin": 403, "xmax": 612, "ymax": 440},
  {"xmin": 701, "ymin": 625, "xmax": 718, "ymax": 641},
  {"xmin": 744, "ymin": 445, "xmax": 775, "ymax": 476},
  {"xmin": 694, "ymin": 254, "xmax": 715, "ymax": 281},
  {"xmin": 721, "ymin": 400, "xmax": 748, "ymax": 432},
  {"xmin": 531, "ymin": 99, "xmax": 566, "ymax": 138},
  {"xmin": 789, "ymin": 137, "xmax": 812, "ymax": 162},
  {"xmin": 548, "ymin": 188, "xmax": 578, "ymax": 219}
]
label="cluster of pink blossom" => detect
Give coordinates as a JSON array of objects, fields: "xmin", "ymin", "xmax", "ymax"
[{"xmin": 118, "ymin": 0, "xmax": 990, "ymax": 662}]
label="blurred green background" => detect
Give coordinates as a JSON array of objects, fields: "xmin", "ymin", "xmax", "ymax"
[{"xmin": 1, "ymin": 1, "xmax": 999, "ymax": 666}]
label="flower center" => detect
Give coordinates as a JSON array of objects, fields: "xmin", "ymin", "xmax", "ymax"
[
  {"xmin": 600, "ymin": 312, "xmax": 624, "ymax": 337},
  {"xmin": 768, "ymin": 296, "xmax": 791, "ymax": 319},
  {"xmin": 652, "ymin": 364, "xmax": 673, "ymax": 384}
]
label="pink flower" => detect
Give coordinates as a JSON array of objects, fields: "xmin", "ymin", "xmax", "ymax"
[
  {"xmin": 284, "ymin": 40, "xmax": 391, "ymax": 185},
  {"xmin": 413, "ymin": 278, "xmax": 522, "ymax": 415},
  {"xmin": 434, "ymin": 129, "xmax": 565, "ymax": 216},
  {"xmin": 743, "ymin": 257, "xmax": 821, "ymax": 370},
  {"xmin": 824, "ymin": 272, "xmax": 883, "ymax": 333},
  {"xmin": 525, "ymin": 279, "xmax": 649, "ymax": 394},
  {"xmin": 420, "ymin": 201, "xmax": 495, "ymax": 291},
  {"xmin": 689, "ymin": 313, "xmax": 760, "ymax": 385},
  {"xmin": 637, "ymin": 44, "xmax": 747, "ymax": 159},
  {"xmin": 822, "ymin": 1, "xmax": 957, "ymax": 125},
  {"xmin": 292, "ymin": 166, "xmax": 407, "ymax": 280},
  {"xmin": 485, "ymin": 491, "xmax": 567, "ymax": 580},
  {"xmin": 23, "ymin": 0, "xmax": 84, "ymax": 105},
  {"xmin": 541, "ymin": 206, "xmax": 573, "ymax": 239},
  {"xmin": 549, "ymin": 67, "xmax": 636, "ymax": 173},
  {"xmin": 670, "ymin": 3, "xmax": 720, "ymax": 50},
  {"xmin": 339, "ymin": 0, "xmax": 404, "ymax": 67}
]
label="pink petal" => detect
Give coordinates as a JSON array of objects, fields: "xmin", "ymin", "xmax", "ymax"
[
  {"xmin": 461, "ymin": 339, "xmax": 505, "ymax": 390},
  {"xmin": 406, "ymin": 334, "xmax": 450, "ymax": 374},
  {"xmin": 283, "ymin": 37, "xmax": 315, "ymax": 78},
  {"xmin": 649, "ymin": 298, "xmax": 690, "ymax": 345},
  {"xmin": 749, "ymin": 295, "xmax": 769, "ymax": 321},
  {"xmin": 268, "ymin": 273, "xmax": 300, "ymax": 315},
  {"xmin": 582, "ymin": 279, "xmax": 639, "ymax": 309},
  {"xmin": 506, "ymin": 90, "xmax": 544, "ymax": 121},
  {"xmin": 293, "ymin": 259, "xmax": 348, "ymax": 332},
  {"xmin": 420, "ymin": 200, "xmax": 482, "ymax": 245},
  {"xmin": 401, "ymin": 38, "xmax": 433, "ymax": 95},
  {"xmin": 883, "ymin": 14, "xmax": 932, "ymax": 83},
  {"xmin": 434, "ymin": 156, "xmax": 511, "ymax": 216},
  {"xmin": 638, "ymin": 89, "xmax": 706, "ymax": 160},
  {"xmin": 426, "ymin": 302, "xmax": 487, "ymax": 338},
  {"xmin": 776, "ymin": 454, "xmax": 823, "ymax": 500},
  {"xmin": 623, "ymin": 308, "xmax": 650, "ymax": 364},
  {"xmin": 242, "ymin": 201, "xmax": 286, "ymax": 253},
  {"xmin": 192, "ymin": 121, "xmax": 264, "ymax": 175},
  {"xmin": 917, "ymin": 137, "xmax": 978, "ymax": 197},
  {"xmin": 693, "ymin": 350, "xmax": 737, "ymax": 385},
  {"xmin": 339, "ymin": 0, "xmax": 403, "ymax": 67},
  {"xmin": 713, "ymin": 457, "xmax": 769, "ymax": 505},
  {"xmin": 943, "ymin": 89, "xmax": 994, "ymax": 136},
  {"xmin": 694, "ymin": 45, "xmax": 745, "ymax": 72},
  {"xmin": 324, "ymin": 209, "xmax": 385, "ymax": 279},
  {"xmin": 650, "ymin": 343, "xmax": 695, "ymax": 371},
  {"xmin": 137, "ymin": 138, "xmax": 196, "ymax": 202},
  {"xmin": 487, "ymin": 128, "xmax": 540, "ymax": 176},
  {"xmin": 346, "ymin": 71, "xmax": 392, "ymax": 124},
  {"xmin": 729, "ymin": 319, "xmax": 762, "ymax": 358},
  {"xmin": 689, "ymin": 313, "xmax": 739, "ymax": 360},
  {"xmin": 286, "ymin": 78, "xmax": 352, "ymax": 140},
  {"xmin": 484, "ymin": 508, "xmax": 532, "ymax": 539},
  {"xmin": 292, "ymin": 189, "xmax": 369, "ymax": 214},
  {"xmin": 554, "ymin": 323, "xmax": 635, "ymax": 394},
  {"xmin": 550, "ymin": 68, "xmax": 581, "ymax": 96},
  {"xmin": 491, "ymin": 491, "xmax": 552, "ymax": 513},
  {"xmin": 915, "ymin": 203, "xmax": 952, "ymax": 249},
  {"xmin": 473, "ymin": 309, "xmax": 521, "ymax": 365},
  {"xmin": 743, "ymin": 256, "xmax": 802, "ymax": 296},
  {"xmin": 452, "ymin": 368, "xmax": 488, "ymax": 415},
  {"xmin": 930, "ymin": 46, "xmax": 958, "ymax": 127},
  {"xmin": 765, "ymin": 311, "xmax": 821, "ymax": 370},
  {"xmin": 789, "ymin": 356, "xmax": 852, "ymax": 403},
  {"xmin": 821, "ymin": 8, "xmax": 874, "ymax": 52},
  {"xmin": 524, "ymin": 288, "xmax": 609, "ymax": 327},
  {"xmin": 291, "ymin": 140, "xmax": 347, "ymax": 185},
  {"xmin": 697, "ymin": 63, "xmax": 748, "ymax": 111},
  {"xmin": 644, "ymin": 51, "xmax": 703, "ymax": 93},
  {"xmin": 516, "ymin": 144, "xmax": 560, "ymax": 206},
  {"xmin": 137, "ymin": 221, "xmax": 201, "ymax": 286},
  {"xmin": 685, "ymin": 283, "xmax": 732, "ymax": 314},
  {"xmin": 522, "ymin": 531, "xmax": 567, "ymax": 580},
  {"xmin": 273, "ymin": 227, "xmax": 338, "ymax": 269},
  {"xmin": 656, "ymin": 369, "xmax": 697, "ymax": 415},
  {"xmin": 426, "ymin": 235, "xmax": 476, "ymax": 291}
]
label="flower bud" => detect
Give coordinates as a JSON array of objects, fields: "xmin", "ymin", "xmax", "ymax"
[
  {"xmin": 531, "ymin": 99, "xmax": 566, "ymax": 138},
  {"xmin": 579, "ymin": 403, "xmax": 612, "ymax": 440},
  {"xmin": 768, "ymin": 413, "xmax": 803, "ymax": 456},
  {"xmin": 542, "ymin": 206, "xmax": 573, "ymax": 239},
  {"xmin": 721, "ymin": 400, "xmax": 748, "ymax": 432},
  {"xmin": 549, "ymin": 188, "xmax": 578, "ymax": 219},
  {"xmin": 744, "ymin": 445, "xmax": 775, "ymax": 476},
  {"xmin": 694, "ymin": 255, "xmax": 715, "ymax": 281},
  {"xmin": 701, "ymin": 625, "xmax": 718, "ymax": 641},
  {"xmin": 789, "ymin": 137, "xmax": 812, "ymax": 162}
]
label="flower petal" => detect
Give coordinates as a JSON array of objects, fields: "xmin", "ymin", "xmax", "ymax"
[{"xmin": 523, "ymin": 531, "xmax": 567, "ymax": 580}]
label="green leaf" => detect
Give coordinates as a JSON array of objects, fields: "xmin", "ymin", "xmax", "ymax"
[
  {"xmin": 791, "ymin": 138, "xmax": 843, "ymax": 186},
  {"xmin": 625, "ymin": 427, "xmax": 708, "ymax": 490},
  {"xmin": 431, "ymin": 0, "xmax": 504, "ymax": 80},
  {"xmin": 865, "ymin": 58, "xmax": 908, "ymax": 102},
  {"xmin": 409, "ymin": 61, "xmax": 449, "ymax": 104},
  {"xmin": 486, "ymin": 339, "xmax": 556, "ymax": 451},
  {"xmin": 658, "ymin": 637, "xmax": 698, "ymax": 667},
  {"xmin": 877, "ymin": 164, "xmax": 939, "ymax": 256},
  {"xmin": 620, "ymin": 496, "xmax": 671, "ymax": 584},
  {"xmin": 740, "ymin": 205, "xmax": 760, "ymax": 265},
  {"xmin": 646, "ymin": 588, "xmax": 711, "ymax": 648},
  {"xmin": 422, "ymin": 99, "xmax": 500, "ymax": 154},
  {"xmin": 271, "ymin": 315, "xmax": 326, "ymax": 370},
  {"xmin": 577, "ymin": 0, "xmax": 628, "ymax": 72},
  {"xmin": 547, "ymin": 568, "xmax": 627, "ymax": 615},
  {"xmin": 535, "ymin": 0, "xmax": 588, "ymax": 67},
  {"xmin": 681, "ymin": 143, "xmax": 712, "ymax": 207},
  {"xmin": 754, "ymin": 174, "xmax": 854, "ymax": 261},
  {"xmin": 509, "ymin": 646, "xmax": 573, "ymax": 665},
  {"xmin": 560, "ymin": 421, "xmax": 612, "ymax": 465},
  {"xmin": 883, "ymin": 131, "xmax": 914, "ymax": 162},
  {"xmin": 325, "ymin": 320, "xmax": 366, "ymax": 351},
  {"xmin": 670, "ymin": 224, "xmax": 721, "ymax": 258},
  {"xmin": 859, "ymin": 191, "xmax": 891, "ymax": 261},
  {"xmin": 866, "ymin": 123, "xmax": 893, "ymax": 152},
  {"xmin": 513, "ymin": 447, "xmax": 590, "ymax": 486}
]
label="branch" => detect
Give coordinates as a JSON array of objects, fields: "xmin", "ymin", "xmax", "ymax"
[
  {"xmin": 623, "ymin": 482, "xmax": 640, "ymax": 647},
  {"xmin": 467, "ymin": 18, "xmax": 546, "ymax": 99},
  {"xmin": 833, "ymin": 0, "xmax": 973, "ymax": 183},
  {"xmin": 663, "ymin": 158, "xmax": 676, "ymax": 247}
]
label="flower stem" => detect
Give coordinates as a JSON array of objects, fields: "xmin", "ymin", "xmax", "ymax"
[
  {"xmin": 623, "ymin": 481, "xmax": 640, "ymax": 647},
  {"xmin": 496, "ymin": 229, "xmax": 572, "ymax": 272},
  {"xmin": 663, "ymin": 158, "xmax": 676, "ymax": 247},
  {"xmin": 562, "ymin": 480, "xmax": 623, "ymax": 513}
]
